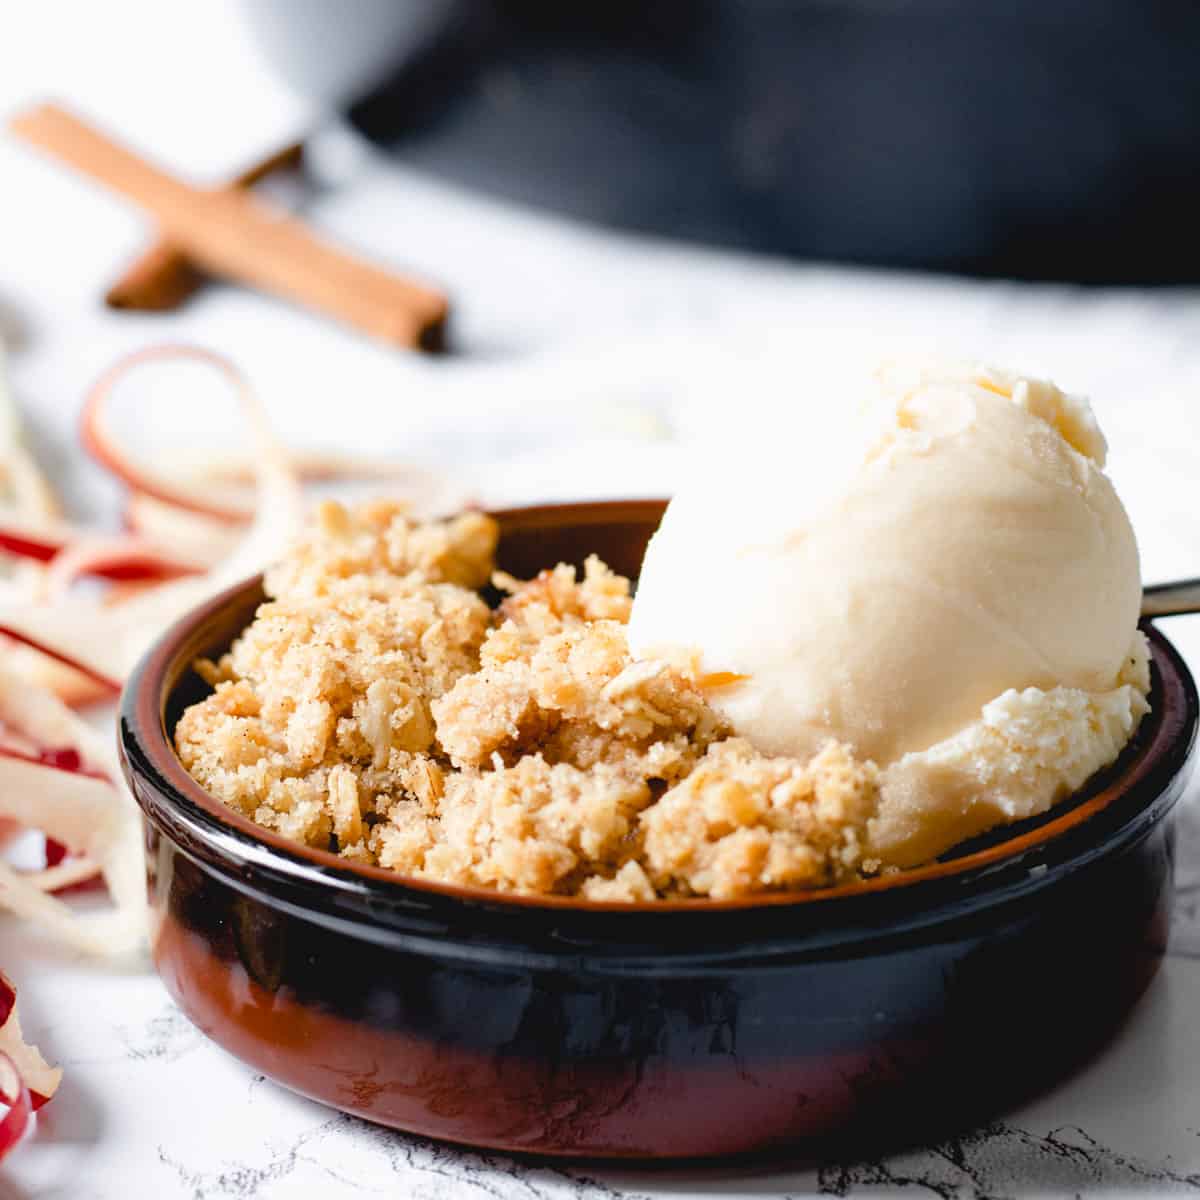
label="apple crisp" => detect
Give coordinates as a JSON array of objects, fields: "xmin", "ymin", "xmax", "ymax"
[{"xmin": 176, "ymin": 502, "xmax": 881, "ymax": 900}]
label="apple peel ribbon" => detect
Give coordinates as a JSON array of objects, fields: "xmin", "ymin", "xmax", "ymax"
[
  {"xmin": 0, "ymin": 971, "xmax": 61, "ymax": 1162},
  {"xmin": 0, "ymin": 345, "xmax": 311, "ymax": 1149}
]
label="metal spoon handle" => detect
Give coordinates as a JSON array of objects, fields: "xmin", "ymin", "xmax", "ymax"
[{"xmin": 1142, "ymin": 578, "xmax": 1200, "ymax": 618}]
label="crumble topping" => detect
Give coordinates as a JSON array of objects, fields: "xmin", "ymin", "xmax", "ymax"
[{"xmin": 176, "ymin": 502, "xmax": 881, "ymax": 900}]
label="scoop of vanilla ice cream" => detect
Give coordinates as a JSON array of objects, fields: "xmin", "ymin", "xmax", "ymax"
[{"xmin": 628, "ymin": 362, "xmax": 1147, "ymax": 866}]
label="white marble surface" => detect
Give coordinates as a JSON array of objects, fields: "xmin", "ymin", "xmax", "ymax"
[{"xmin": 5, "ymin": 4, "xmax": 1200, "ymax": 1196}]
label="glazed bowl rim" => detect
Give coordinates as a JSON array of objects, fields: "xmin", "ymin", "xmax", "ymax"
[{"xmin": 120, "ymin": 499, "xmax": 1198, "ymax": 919}]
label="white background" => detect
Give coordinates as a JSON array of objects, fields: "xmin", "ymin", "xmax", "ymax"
[{"xmin": 3, "ymin": 3, "xmax": 1200, "ymax": 1197}]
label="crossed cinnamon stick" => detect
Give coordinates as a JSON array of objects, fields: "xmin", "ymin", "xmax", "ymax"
[
  {"xmin": 105, "ymin": 140, "xmax": 304, "ymax": 312},
  {"xmin": 9, "ymin": 103, "xmax": 448, "ymax": 351}
]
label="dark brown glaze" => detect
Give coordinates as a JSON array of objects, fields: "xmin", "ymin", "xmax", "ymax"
[{"xmin": 120, "ymin": 501, "xmax": 1198, "ymax": 1158}]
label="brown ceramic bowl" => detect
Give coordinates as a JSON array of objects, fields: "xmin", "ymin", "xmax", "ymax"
[{"xmin": 119, "ymin": 501, "xmax": 1197, "ymax": 1159}]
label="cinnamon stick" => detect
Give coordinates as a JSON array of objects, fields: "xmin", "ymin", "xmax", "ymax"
[
  {"xmin": 11, "ymin": 103, "xmax": 448, "ymax": 351},
  {"xmin": 105, "ymin": 241, "xmax": 204, "ymax": 312},
  {"xmin": 106, "ymin": 141, "xmax": 304, "ymax": 312}
]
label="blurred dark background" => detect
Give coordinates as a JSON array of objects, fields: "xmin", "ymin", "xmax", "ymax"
[{"xmin": 330, "ymin": 0, "xmax": 1200, "ymax": 283}]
